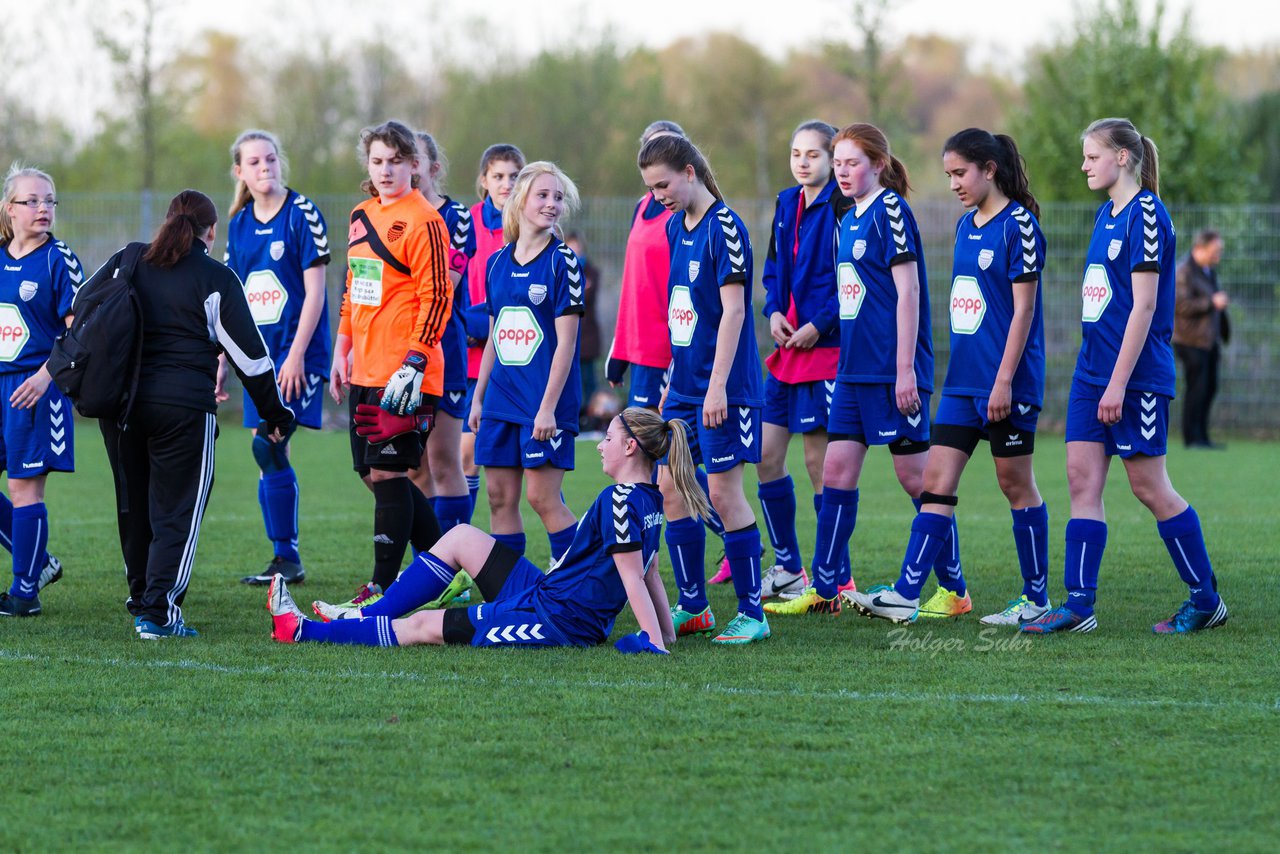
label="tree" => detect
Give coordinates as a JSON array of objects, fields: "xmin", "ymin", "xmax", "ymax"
[{"xmin": 1013, "ymin": 0, "xmax": 1244, "ymax": 203}]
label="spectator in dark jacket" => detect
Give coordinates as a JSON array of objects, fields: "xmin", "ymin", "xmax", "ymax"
[
  {"xmin": 91, "ymin": 189, "xmax": 294, "ymax": 639},
  {"xmin": 1173, "ymin": 229, "xmax": 1230, "ymax": 448}
]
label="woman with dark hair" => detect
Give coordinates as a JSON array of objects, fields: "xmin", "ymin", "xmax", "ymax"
[{"xmin": 93, "ymin": 189, "xmax": 294, "ymax": 639}]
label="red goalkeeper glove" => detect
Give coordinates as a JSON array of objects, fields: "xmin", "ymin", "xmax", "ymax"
[{"xmin": 353, "ymin": 403, "xmax": 434, "ymax": 443}]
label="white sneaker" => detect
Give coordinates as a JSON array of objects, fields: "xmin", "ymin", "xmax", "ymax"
[
  {"xmin": 761, "ymin": 566, "xmax": 808, "ymax": 599},
  {"xmin": 267, "ymin": 574, "xmax": 305, "ymax": 619},
  {"xmin": 979, "ymin": 595, "xmax": 1051, "ymax": 627},
  {"xmin": 849, "ymin": 584, "xmax": 919, "ymax": 623},
  {"xmin": 310, "ymin": 599, "xmax": 363, "ymax": 622}
]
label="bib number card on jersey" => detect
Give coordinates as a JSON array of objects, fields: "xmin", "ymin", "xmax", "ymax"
[{"xmin": 349, "ymin": 258, "xmax": 384, "ymax": 307}]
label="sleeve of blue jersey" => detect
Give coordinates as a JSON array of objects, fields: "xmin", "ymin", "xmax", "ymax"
[
  {"xmin": 880, "ymin": 199, "xmax": 918, "ymax": 268},
  {"xmin": 1128, "ymin": 198, "xmax": 1161, "ymax": 274},
  {"xmin": 51, "ymin": 242, "xmax": 83, "ymax": 317},
  {"xmin": 485, "ymin": 252, "xmax": 501, "ymax": 317},
  {"xmin": 293, "ymin": 196, "xmax": 331, "ymax": 268},
  {"xmin": 603, "ymin": 486, "xmax": 645, "ymax": 554},
  {"xmin": 554, "ymin": 244, "xmax": 586, "ymax": 317},
  {"xmin": 1007, "ymin": 211, "xmax": 1043, "ymax": 284},
  {"xmin": 712, "ymin": 208, "xmax": 749, "ymax": 287},
  {"xmin": 761, "ymin": 197, "xmax": 784, "ymax": 317}
]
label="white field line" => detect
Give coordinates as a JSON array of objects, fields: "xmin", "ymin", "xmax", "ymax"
[{"xmin": 1, "ymin": 649, "xmax": 1276, "ymax": 714}]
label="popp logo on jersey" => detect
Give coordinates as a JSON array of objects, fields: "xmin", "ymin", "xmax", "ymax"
[
  {"xmin": 837, "ymin": 262, "xmax": 866, "ymax": 320},
  {"xmin": 0, "ymin": 303, "xmax": 30, "ymax": 362},
  {"xmin": 493, "ymin": 305, "xmax": 544, "ymax": 366},
  {"xmin": 244, "ymin": 270, "xmax": 289, "ymax": 325},
  {"xmin": 668, "ymin": 285, "xmax": 697, "ymax": 348},
  {"xmin": 949, "ymin": 276, "xmax": 986, "ymax": 335},
  {"xmin": 1081, "ymin": 264, "xmax": 1112, "ymax": 323}
]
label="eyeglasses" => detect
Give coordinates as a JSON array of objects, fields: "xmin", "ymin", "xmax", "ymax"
[{"xmin": 10, "ymin": 199, "xmax": 58, "ymax": 209}]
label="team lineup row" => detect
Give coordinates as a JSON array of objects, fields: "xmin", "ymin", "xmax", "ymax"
[{"xmin": 0, "ymin": 114, "xmax": 1225, "ymax": 651}]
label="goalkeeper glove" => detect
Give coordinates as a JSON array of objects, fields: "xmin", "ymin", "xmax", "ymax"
[
  {"xmin": 354, "ymin": 402, "xmax": 434, "ymax": 444},
  {"xmin": 381, "ymin": 350, "xmax": 428, "ymax": 415},
  {"xmin": 614, "ymin": 630, "xmax": 668, "ymax": 655}
]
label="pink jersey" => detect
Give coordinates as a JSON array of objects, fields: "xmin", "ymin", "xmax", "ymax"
[
  {"xmin": 466, "ymin": 200, "xmax": 507, "ymax": 378},
  {"xmin": 608, "ymin": 193, "xmax": 674, "ymax": 369}
]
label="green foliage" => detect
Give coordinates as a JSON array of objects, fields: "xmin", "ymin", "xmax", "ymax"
[
  {"xmin": 1013, "ymin": 0, "xmax": 1246, "ymax": 203},
  {"xmin": 1, "ymin": 425, "xmax": 1277, "ymax": 848}
]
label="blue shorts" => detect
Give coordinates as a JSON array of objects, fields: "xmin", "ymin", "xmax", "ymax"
[
  {"xmin": 933, "ymin": 394, "xmax": 1040, "ymax": 457},
  {"xmin": 0, "ymin": 372, "xmax": 74, "ymax": 478},
  {"xmin": 661, "ymin": 398, "xmax": 761, "ymax": 473},
  {"xmin": 242, "ymin": 372, "xmax": 325, "ymax": 430},
  {"xmin": 628, "ymin": 364, "xmax": 668, "ymax": 409},
  {"xmin": 461, "ymin": 377, "xmax": 479, "ymax": 434},
  {"xmin": 438, "ymin": 386, "xmax": 468, "ymax": 420},
  {"xmin": 474, "ymin": 418, "xmax": 576, "ymax": 470},
  {"xmin": 457, "ymin": 557, "xmax": 570, "ymax": 647},
  {"xmin": 763, "ymin": 375, "xmax": 832, "ymax": 433},
  {"xmin": 827, "ymin": 381, "xmax": 930, "ymax": 450},
  {"xmin": 1065, "ymin": 379, "xmax": 1168, "ymax": 458}
]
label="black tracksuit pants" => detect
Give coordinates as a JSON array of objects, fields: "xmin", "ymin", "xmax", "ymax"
[{"xmin": 101, "ymin": 403, "xmax": 217, "ymax": 627}]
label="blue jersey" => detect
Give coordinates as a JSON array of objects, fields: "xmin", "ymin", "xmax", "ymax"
[
  {"xmin": 224, "ymin": 189, "xmax": 332, "ymax": 375},
  {"xmin": 834, "ymin": 189, "xmax": 933, "ymax": 391},
  {"xmin": 437, "ymin": 196, "xmax": 475, "ymax": 393},
  {"xmin": 0, "ymin": 235, "xmax": 81, "ymax": 374},
  {"xmin": 666, "ymin": 200, "xmax": 763, "ymax": 406},
  {"xmin": 943, "ymin": 203, "xmax": 1046, "ymax": 406},
  {"xmin": 1075, "ymin": 190, "xmax": 1177, "ymax": 397},
  {"xmin": 535, "ymin": 482, "xmax": 664, "ymax": 644},
  {"xmin": 762, "ymin": 180, "xmax": 843, "ymax": 348},
  {"xmin": 483, "ymin": 237, "xmax": 584, "ymax": 431}
]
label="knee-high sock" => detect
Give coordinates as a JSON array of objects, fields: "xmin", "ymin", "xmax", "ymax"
[
  {"xmin": 300, "ymin": 615, "xmax": 399, "ymax": 646},
  {"xmin": 812, "ymin": 487, "xmax": 858, "ymax": 599},
  {"xmin": 665, "ymin": 517, "xmax": 707, "ymax": 612},
  {"xmin": 434, "ymin": 494, "xmax": 473, "ymax": 534},
  {"xmin": 371, "ymin": 478, "xmax": 414, "ymax": 589},
  {"xmin": 363, "ymin": 551, "xmax": 457, "ymax": 618},
  {"xmin": 693, "ymin": 466, "xmax": 725, "ymax": 541},
  {"xmin": 815, "ymin": 492, "xmax": 851, "ymax": 586},
  {"xmin": 893, "ymin": 512, "xmax": 953, "ymax": 600},
  {"xmin": 1063, "ymin": 518, "xmax": 1107, "ymax": 616},
  {"xmin": 758, "ymin": 476, "xmax": 802, "ymax": 572},
  {"xmin": 1157, "ymin": 505, "xmax": 1219, "ymax": 610},
  {"xmin": 466, "ymin": 474, "xmax": 481, "ymax": 512},
  {"xmin": 493, "ymin": 532, "xmax": 526, "ymax": 557},
  {"xmin": 725, "ymin": 524, "xmax": 764, "ymax": 621},
  {"xmin": 261, "ymin": 469, "xmax": 301, "ymax": 563},
  {"xmin": 548, "ymin": 523, "xmax": 576, "ymax": 566},
  {"xmin": 912, "ymin": 497, "xmax": 964, "ymax": 595},
  {"xmin": 1011, "ymin": 503, "xmax": 1050, "ymax": 606},
  {"xmin": 9, "ymin": 503, "xmax": 48, "ymax": 599}
]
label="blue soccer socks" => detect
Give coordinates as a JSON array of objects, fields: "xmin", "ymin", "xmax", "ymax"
[
  {"xmin": 1063, "ymin": 518, "xmax": 1107, "ymax": 616},
  {"xmin": 1012, "ymin": 503, "xmax": 1050, "ymax": 606},
  {"xmin": 8, "ymin": 503, "xmax": 47, "ymax": 600},
  {"xmin": 1157, "ymin": 505, "xmax": 1219, "ymax": 611},
  {"xmin": 912, "ymin": 497, "xmax": 965, "ymax": 595},
  {"xmin": 665, "ymin": 516, "xmax": 707, "ymax": 612},
  {"xmin": 758, "ymin": 476, "xmax": 802, "ymax": 573},
  {"xmin": 893, "ymin": 511, "xmax": 954, "ymax": 601},
  {"xmin": 300, "ymin": 614, "xmax": 399, "ymax": 646},
  {"xmin": 812, "ymin": 487, "xmax": 858, "ymax": 599},
  {"xmin": 548, "ymin": 524, "xmax": 576, "ymax": 566},
  {"xmin": 492, "ymin": 532, "xmax": 527, "ymax": 558},
  {"xmin": 434, "ymin": 494, "xmax": 473, "ymax": 534},
  {"xmin": 260, "ymin": 469, "xmax": 301, "ymax": 564},
  {"xmin": 724, "ymin": 524, "xmax": 764, "ymax": 621},
  {"xmin": 363, "ymin": 551, "xmax": 457, "ymax": 619}
]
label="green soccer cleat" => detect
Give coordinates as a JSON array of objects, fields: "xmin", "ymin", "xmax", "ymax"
[
  {"xmin": 424, "ymin": 570, "xmax": 474, "ymax": 609},
  {"xmin": 918, "ymin": 587, "xmax": 973, "ymax": 619},
  {"xmin": 671, "ymin": 604, "xmax": 716, "ymax": 636},
  {"xmin": 711, "ymin": 612, "xmax": 771, "ymax": 645},
  {"xmin": 764, "ymin": 587, "xmax": 840, "ymax": 616}
]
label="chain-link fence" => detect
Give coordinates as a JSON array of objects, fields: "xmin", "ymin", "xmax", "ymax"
[{"xmin": 54, "ymin": 192, "xmax": 1280, "ymax": 436}]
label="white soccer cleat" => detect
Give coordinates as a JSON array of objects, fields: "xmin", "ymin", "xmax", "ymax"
[
  {"xmin": 310, "ymin": 599, "xmax": 363, "ymax": 623},
  {"xmin": 848, "ymin": 584, "xmax": 919, "ymax": 624},
  {"xmin": 267, "ymin": 574, "xmax": 305, "ymax": 619},
  {"xmin": 979, "ymin": 595, "xmax": 1051, "ymax": 627},
  {"xmin": 760, "ymin": 565, "xmax": 809, "ymax": 599}
]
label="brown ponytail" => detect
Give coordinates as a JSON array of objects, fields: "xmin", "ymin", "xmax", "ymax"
[
  {"xmin": 145, "ymin": 189, "xmax": 218, "ymax": 269},
  {"xmin": 637, "ymin": 134, "xmax": 725, "ymax": 202}
]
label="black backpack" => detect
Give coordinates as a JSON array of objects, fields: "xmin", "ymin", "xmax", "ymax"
[{"xmin": 47, "ymin": 242, "xmax": 145, "ymax": 422}]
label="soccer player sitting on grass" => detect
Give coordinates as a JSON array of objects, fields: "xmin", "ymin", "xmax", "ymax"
[{"xmin": 267, "ymin": 408, "xmax": 708, "ymax": 653}]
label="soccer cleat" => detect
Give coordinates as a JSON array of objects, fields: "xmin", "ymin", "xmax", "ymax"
[
  {"xmin": 334, "ymin": 582, "xmax": 383, "ymax": 611},
  {"xmin": 424, "ymin": 570, "xmax": 474, "ymax": 609},
  {"xmin": 849, "ymin": 585, "xmax": 919, "ymax": 624},
  {"xmin": 979, "ymin": 596, "xmax": 1051, "ymax": 627},
  {"xmin": 763, "ymin": 587, "xmax": 840, "ymax": 615},
  {"xmin": 0, "ymin": 592, "xmax": 41, "ymax": 617},
  {"xmin": 708, "ymin": 553, "xmax": 732, "ymax": 584},
  {"xmin": 1152, "ymin": 598, "xmax": 1228, "ymax": 634},
  {"xmin": 38, "ymin": 555, "xmax": 63, "ymax": 591},
  {"xmin": 1020, "ymin": 605, "xmax": 1097, "ymax": 635},
  {"xmin": 137, "ymin": 618, "xmax": 199, "ymax": 639},
  {"xmin": 918, "ymin": 587, "xmax": 973, "ymax": 619},
  {"xmin": 671, "ymin": 604, "xmax": 716, "ymax": 636},
  {"xmin": 268, "ymin": 574, "xmax": 305, "ymax": 643},
  {"xmin": 761, "ymin": 565, "xmax": 809, "ymax": 599},
  {"xmin": 710, "ymin": 612, "xmax": 771, "ymax": 645},
  {"xmin": 241, "ymin": 556, "xmax": 306, "ymax": 586},
  {"xmin": 785, "ymin": 576, "xmax": 855, "ymax": 602},
  {"xmin": 311, "ymin": 599, "xmax": 362, "ymax": 622}
]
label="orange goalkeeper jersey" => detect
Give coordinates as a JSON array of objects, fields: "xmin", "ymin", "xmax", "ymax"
[{"xmin": 339, "ymin": 192, "xmax": 453, "ymax": 393}]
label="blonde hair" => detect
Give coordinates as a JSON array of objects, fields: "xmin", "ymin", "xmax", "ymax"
[
  {"xmin": 617, "ymin": 407, "xmax": 712, "ymax": 522},
  {"xmin": 1082, "ymin": 117, "xmax": 1160, "ymax": 197},
  {"xmin": 0, "ymin": 164, "xmax": 56, "ymax": 244},
  {"xmin": 228, "ymin": 129, "xmax": 288, "ymax": 219},
  {"xmin": 502, "ymin": 161, "xmax": 580, "ymax": 244}
]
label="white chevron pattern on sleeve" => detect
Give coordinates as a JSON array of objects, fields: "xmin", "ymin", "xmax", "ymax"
[{"xmin": 293, "ymin": 194, "xmax": 330, "ymax": 256}]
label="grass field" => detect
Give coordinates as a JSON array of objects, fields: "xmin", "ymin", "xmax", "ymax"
[{"xmin": 2, "ymin": 420, "xmax": 1277, "ymax": 851}]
